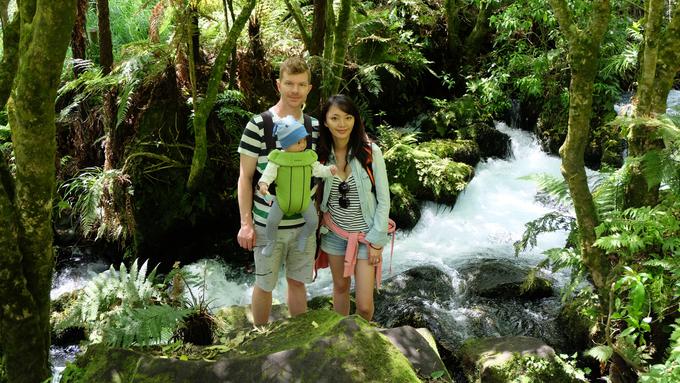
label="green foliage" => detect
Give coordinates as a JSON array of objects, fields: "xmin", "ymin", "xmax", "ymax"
[
  {"xmin": 59, "ymin": 167, "xmax": 132, "ymax": 241},
  {"xmin": 639, "ymin": 317, "xmax": 680, "ymax": 382},
  {"xmin": 58, "ymin": 259, "xmax": 191, "ymax": 347},
  {"xmin": 490, "ymin": 353, "xmax": 589, "ymax": 383},
  {"xmin": 428, "ymin": 95, "xmax": 487, "ymax": 138},
  {"xmin": 215, "ymin": 90, "xmax": 252, "ymax": 169}
]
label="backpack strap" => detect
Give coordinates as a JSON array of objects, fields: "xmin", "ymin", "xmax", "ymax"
[
  {"xmin": 261, "ymin": 110, "xmax": 276, "ymax": 152},
  {"xmin": 363, "ymin": 143, "xmax": 376, "ymax": 194},
  {"xmin": 303, "ymin": 114, "xmax": 313, "ymax": 149}
]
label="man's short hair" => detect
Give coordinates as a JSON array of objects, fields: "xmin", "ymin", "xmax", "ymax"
[{"xmin": 279, "ymin": 57, "xmax": 311, "ymax": 81}]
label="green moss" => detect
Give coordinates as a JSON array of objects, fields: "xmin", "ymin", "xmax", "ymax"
[
  {"xmin": 63, "ymin": 310, "xmax": 421, "ymax": 382},
  {"xmin": 385, "ymin": 143, "xmax": 474, "ymax": 204},
  {"xmin": 389, "ymin": 183, "xmax": 421, "ymax": 230},
  {"xmin": 484, "ymin": 354, "xmax": 581, "ymax": 383},
  {"xmin": 418, "ymin": 139, "xmax": 480, "ymax": 167}
]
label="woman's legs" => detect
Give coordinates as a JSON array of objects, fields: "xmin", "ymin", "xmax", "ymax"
[
  {"xmin": 328, "ymin": 254, "xmax": 351, "ymax": 316},
  {"xmin": 354, "ymin": 259, "xmax": 375, "ymax": 321}
]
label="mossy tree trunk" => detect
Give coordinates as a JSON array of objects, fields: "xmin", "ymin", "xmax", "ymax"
[
  {"xmin": 284, "ymin": 0, "xmax": 312, "ymax": 52},
  {"xmin": 326, "ymin": 0, "xmax": 351, "ymax": 97},
  {"xmin": 549, "ymin": 0, "xmax": 610, "ymax": 294},
  {"xmin": 186, "ymin": 0, "xmax": 256, "ymax": 192},
  {"xmin": 625, "ymin": 0, "xmax": 680, "ymax": 208},
  {"xmin": 71, "ymin": 0, "xmax": 89, "ymax": 77},
  {"xmin": 0, "ymin": 1, "xmax": 19, "ymax": 109},
  {"xmin": 0, "ymin": 1, "xmax": 76, "ymax": 382}
]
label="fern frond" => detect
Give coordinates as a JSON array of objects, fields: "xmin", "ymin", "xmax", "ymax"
[
  {"xmin": 105, "ymin": 305, "xmax": 192, "ymax": 348},
  {"xmin": 514, "ymin": 212, "xmax": 575, "ymax": 256}
]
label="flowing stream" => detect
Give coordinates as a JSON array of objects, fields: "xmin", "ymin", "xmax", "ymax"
[{"xmin": 50, "ymin": 89, "xmax": 680, "ymax": 379}]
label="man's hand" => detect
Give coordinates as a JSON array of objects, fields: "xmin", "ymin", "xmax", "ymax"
[{"xmin": 237, "ymin": 222, "xmax": 256, "ymax": 251}]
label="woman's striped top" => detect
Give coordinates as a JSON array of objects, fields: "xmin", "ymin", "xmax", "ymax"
[{"xmin": 328, "ymin": 174, "xmax": 369, "ymax": 232}]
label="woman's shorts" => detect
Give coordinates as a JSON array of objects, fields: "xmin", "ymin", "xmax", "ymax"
[{"xmin": 320, "ymin": 230, "xmax": 369, "ymax": 260}]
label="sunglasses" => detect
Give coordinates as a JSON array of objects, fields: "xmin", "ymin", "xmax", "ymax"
[{"xmin": 338, "ymin": 181, "xmax": 350, "ymax": 208}]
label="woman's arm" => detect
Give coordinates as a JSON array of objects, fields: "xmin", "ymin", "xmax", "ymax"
[{"xmin": 365, "ymin": 143, "xmax": 390, "ymax": 247}]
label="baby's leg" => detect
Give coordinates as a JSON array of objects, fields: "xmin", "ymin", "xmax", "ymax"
[
  {"xmin": 297, "ymin": 203, "xmax": 319, "ymax": 252},
  {"xmin": 263, "ymin": 199, "xmax": 284, "ymax": 256}
]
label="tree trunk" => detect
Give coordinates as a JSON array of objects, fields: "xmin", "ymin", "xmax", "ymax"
[
  {"xmin": 463, "ymin": 1, "xmax": 491, "ymax": 61},
  {"xmin": 98, "ymin": 0, "xmax": 118, "ymax": 170},
  {"xmin": 284, "ymin": 0, "xmax": 312, "ymax": 52},
  {"xmin": 548, "ymin": 0, "xmax": 610, "ymax": 292},
  {"xmin": 625, "ymin": 0, "xmax": 680, "ymax": 208},
  {"xmin": 71, "ymin": 0, "xmax": 89, "ymax": 77},
  {"xmin": 0, "ymin": 2, "xmax": 76, "ymax": 382},
  {"xmin": 649, "ymin": 3, "xmax": 680, "ymax": 114},
  {"xmin": 97, "ymin": 0, "xmax": 113, "ymax": 75},
  {"xmin": 445, "ymin": 0, "xmax": 462, "ymax": 72},
  {"xmin": 310, "ymin": 0, "xmax": 327, "ymax": 57},
  {"xmin": 186, "ymin": 0, "xmax": 256, "ymax": 192},
  {"xmin": 327, "ymin": 0, "xmax": 351, "ymax": 96},
  {"xmin": 321, "ymin": 2, "xmax": 335, "ymax": 100},
  {"xmin": 0, "ymin": 7, "xmax": 19, "ymax": 109},
  {"xmin": 306, "ymin": 0, "xmax": 327, "ymax": 114}
]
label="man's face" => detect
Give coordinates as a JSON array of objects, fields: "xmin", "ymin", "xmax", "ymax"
[{"xmin": 276, "ymin": 71, "xmax": 312, "ymax": 110}]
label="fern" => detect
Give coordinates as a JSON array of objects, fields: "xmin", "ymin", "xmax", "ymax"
[
  {"xmin": 104, "ymin": 305, "xmax": 192, "ymax": 347},
  {"xmin": 514, "ymin": 212, "xmax": 575, "ymax": 256},
  {"xmin": 58, "ymin": 259, "xmax": 168, "ymax": 346}
]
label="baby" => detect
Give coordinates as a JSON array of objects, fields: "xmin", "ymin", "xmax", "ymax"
[{"xmin": 258, "ymin": 115, "xmax": 336, "ymax": 256}]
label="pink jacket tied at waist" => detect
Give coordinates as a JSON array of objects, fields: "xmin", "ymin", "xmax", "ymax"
[{"xmin": 314, "ymin": 212, "xmax": 396, "ymax": 289}]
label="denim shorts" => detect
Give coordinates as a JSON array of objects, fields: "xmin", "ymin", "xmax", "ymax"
[{"xmin": 320, "ymin": 230, "xmax": 369, "ymax": 260}]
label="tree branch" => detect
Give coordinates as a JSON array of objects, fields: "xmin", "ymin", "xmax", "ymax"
[
  {"xmin": 548, "ymin": 0, "xmax": 578, "ymax": 43},
  {"xmin": 284, "ymin": 0, "xmax": 312, "ymax": 52}
]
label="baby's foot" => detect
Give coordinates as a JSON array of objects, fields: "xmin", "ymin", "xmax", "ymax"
[
  {"xmin": 296, "ymin": 237, "xmax": 308, "ymax": 252},
  {"xmin": 262, "ymin": 242, "xmax": 275, "ymax": 257}
]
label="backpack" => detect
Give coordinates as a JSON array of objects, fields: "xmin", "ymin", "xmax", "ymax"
[{"xmin": 267, "ymin": 149, "xmax": 317, "ymax": 214}]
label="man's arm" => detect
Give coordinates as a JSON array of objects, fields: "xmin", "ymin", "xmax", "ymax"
[{"xmin": 237, "ymin": 153, "xmax": 258, "ymax": 250}]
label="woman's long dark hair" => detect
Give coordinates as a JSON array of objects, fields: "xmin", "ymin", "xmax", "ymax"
[{"xmin": 318, "ymin": 94, "xmax": 370, "ymax": 170}]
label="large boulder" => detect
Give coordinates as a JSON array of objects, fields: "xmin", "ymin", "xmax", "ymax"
[
  {"xmin": 459, "ymin": 336, "xmax": 582, "ymax": 382},
  {"xmin": 458, "ymin": 258, "xmax": 554, "ymax": 300},
  {"xmin": 459, "ymin": 123, "xmax": 511, "ymax": 159},
  {"xmin": 60, "ymin": 310, "xmax": 449, "ymax": 383}
]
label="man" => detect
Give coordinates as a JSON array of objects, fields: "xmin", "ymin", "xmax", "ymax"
[{"xmin": 237, "ymin": 57, "xmax": 317, "ymax": 325}]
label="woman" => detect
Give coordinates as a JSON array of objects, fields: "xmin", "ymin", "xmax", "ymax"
[{"xmin": 317, "ymin": 94, "xmax": 391, "ymax": 321}]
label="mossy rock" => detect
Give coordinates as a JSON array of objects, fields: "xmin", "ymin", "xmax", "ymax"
[
  {"xmin": 418, "ymin": 139, "xmax": 481, "ymax": 167},
  {"xmin": 384, "ymin": 143, "xmax": 474, "ymax": 205},
  {"xmin": 555, "ymin": 295, "xmax": 595, "ymax": 354},
  {"xmin": 458, "ymin": 258, "xmax": 554, "ymax": 300},
  {"xmin": 51, "ymin": 290, "xmax": 87, "ymax": 346},
  {"xmin": 61, "ymin": 310, "xmax": 423, "ymax": 383},
  {"xmin": 459, "ymin": 123, "xmax": 511, "ymax": 159},
  {"xmin": 459, "ymin": 336, "xmax": 580, "ymax": 383},
  {"xmin": 389, "ymin": 183, "xmax": 421, "ymax": 231}
]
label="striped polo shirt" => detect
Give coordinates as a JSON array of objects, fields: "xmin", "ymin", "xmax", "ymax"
[{"xmin": 237, "ymin": 109, "xmax": 319, "ymax": 229}]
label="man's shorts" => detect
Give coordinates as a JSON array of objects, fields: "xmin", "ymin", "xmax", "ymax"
[
  {"xmin": 253, "ymin": 225, "xmax": 316, "ymax": 292},
  {"xmin": 320, "ymin": 230, "xmax": 369, "ymax": 260}
]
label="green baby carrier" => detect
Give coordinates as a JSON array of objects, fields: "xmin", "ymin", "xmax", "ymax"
[{"xmin": 268, "ymin": 149, "xmax": 317, "ymax": 214}]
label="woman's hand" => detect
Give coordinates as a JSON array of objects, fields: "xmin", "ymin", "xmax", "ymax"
[{"xmin": 368, "ymin": 243, "xmax": 383, "ymax": 265}]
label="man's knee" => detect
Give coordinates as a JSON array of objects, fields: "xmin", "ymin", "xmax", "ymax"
[{"xmin": 287, "ymin": 277, "xmax": 305, "ymax": 291}]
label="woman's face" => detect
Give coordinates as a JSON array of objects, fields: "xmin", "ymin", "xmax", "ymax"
[{"xmin": 325, "ymin": 105, "xmax": 355, "ymax": 143}]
